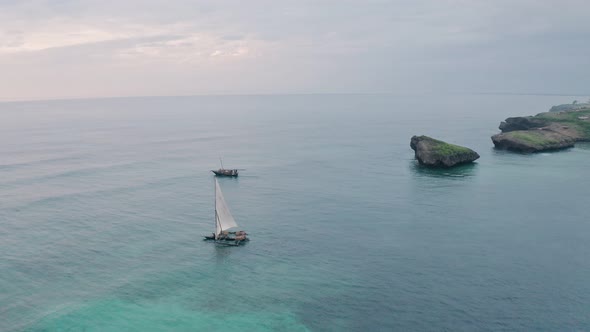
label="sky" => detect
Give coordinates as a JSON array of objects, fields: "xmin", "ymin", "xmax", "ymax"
[{"xmin": 0, "ymin": 0, "xmax": 589, "ymax": 101}]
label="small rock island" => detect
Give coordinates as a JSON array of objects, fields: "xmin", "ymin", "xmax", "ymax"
[
  {"xmin": 491, "ymin": 104, "xmax": 590, "ymax": 153},
  {"xmin": 410, "ymin": 135, "xmax": 480, "ymax": 167}
]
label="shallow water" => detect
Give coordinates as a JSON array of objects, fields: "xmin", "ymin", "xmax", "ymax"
[{"xmin": 1, "ymin": 94, "xmax": 589, "ymax": 331}]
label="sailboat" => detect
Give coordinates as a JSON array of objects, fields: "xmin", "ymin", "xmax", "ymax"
[
  {"xmin": 211, "ymin": 158, "xmax": 241, "ymax": 177},
  {"xmin": 203, "ymin": 178, "xmax": 249, "ymax": 245}
]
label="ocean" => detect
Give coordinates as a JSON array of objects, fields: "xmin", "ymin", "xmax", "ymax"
[{"xmin": 1, "ymin": 94, "xmax": 589, "ymax": 331}]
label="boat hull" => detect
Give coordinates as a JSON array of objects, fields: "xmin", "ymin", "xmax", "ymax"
[
  {"xmin": 203, "ymin": 236, "xmax": 249, "ymax": 245},
  {"xmin": 203, "ymin": 234, "xmax": 250, "ymax": 246},
  {"xmin": 211, "ymin": 170, "xmax": 238, "ymax": 177}
]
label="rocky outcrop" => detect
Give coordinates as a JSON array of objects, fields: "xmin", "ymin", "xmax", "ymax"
[
  {"xmin": 499, "ymin": 117, "xmax": 548, "ymax": 132},
  {"xmin": 410, "ymin": 136, "xmax": 480, "ymax": 167},
  {"xmin": 492, "ymin": 108, "xmax": 590, "ymax": 153},
  {"xmin": 491, "ymin": 130, "xmax": 575, "ymax": 153}
]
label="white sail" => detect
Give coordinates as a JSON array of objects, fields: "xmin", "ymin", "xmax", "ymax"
[{"xmin": 215, "ymin": 179, "xmax": 238, "ymax": 238}]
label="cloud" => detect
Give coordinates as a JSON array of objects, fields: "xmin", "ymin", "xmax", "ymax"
[
  {"xmin": 116, "ymin": 33, "xmax": 255, "ymax": 64},
  {"xmin": 0, "ymin": 0, "xmax": 589, "ymax": 100}
]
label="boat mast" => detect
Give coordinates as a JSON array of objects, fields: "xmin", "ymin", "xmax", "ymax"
[
  {"xmin": 219, "ymin": 157, "xmax": 224, "ymax": 170},
  {"xmin": 214, "ymin": 178, "xmax": 218, "ymax": 239}
]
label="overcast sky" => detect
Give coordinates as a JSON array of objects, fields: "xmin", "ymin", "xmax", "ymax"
[{"xmin": 0, "ymin": 0, "xmax": 588, "ymax": 101}]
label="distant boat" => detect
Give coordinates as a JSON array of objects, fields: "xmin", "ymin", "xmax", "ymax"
[
  {"xmin": 203, "ymin": 178, "xmax": 249, "ymax": 245},
  {"xmin": 211, "ymin": 158, "xmax": 241, "ymax": 177},
  {"xmin": 211, "ymin": 169, "xmax": 239, "ymax": 177}
]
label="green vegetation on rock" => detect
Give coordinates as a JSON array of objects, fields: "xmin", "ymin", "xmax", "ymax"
[
  {"xmin": 412, "ymin": 136, "xmax": 472, "ymax": 156},
  {"xmin": 431, "ymin": 140, "xmax": 472, "ymax": 156},
  {"xmin": 508, "ymin": 131, "xmax": 560, "ymax": 147},
  {"xmin": 536, "ymin": 108, "xmax": 590, "ymax": 139}
]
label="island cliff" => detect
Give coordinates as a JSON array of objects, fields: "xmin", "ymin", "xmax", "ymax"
[
  {"xmin": 410, "ymin": 136, "xmax": 480, "ymax": 167},
  {"xmin": 491, "ymin": 107, "xmax": 590, "ymax": 153}
]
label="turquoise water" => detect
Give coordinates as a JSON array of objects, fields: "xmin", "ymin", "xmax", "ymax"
[{"xmin": 1, "ymin": 94, "xmax": 589, "ymax": 331}]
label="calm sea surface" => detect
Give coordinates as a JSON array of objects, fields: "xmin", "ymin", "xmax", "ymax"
[{"xmin": 1, "ymin": 94, "xmax": 589, "ymax": 331}]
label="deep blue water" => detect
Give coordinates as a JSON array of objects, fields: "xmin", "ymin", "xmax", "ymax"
[{"xmin": 1, "ymin": 94, "xmax": 589, "ymax": 331}]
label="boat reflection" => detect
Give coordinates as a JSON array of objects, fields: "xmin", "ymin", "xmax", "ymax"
[{"xmin": 409, "ymin": 160, "xmax": 478, "ymax": 179}]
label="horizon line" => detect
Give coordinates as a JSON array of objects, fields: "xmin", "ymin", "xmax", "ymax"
[{"xmin": 0, "ymin": 91, "xmax": 588, "ymax": 104}]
